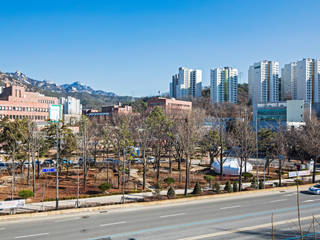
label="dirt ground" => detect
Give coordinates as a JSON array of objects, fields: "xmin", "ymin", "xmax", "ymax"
[{"xmin": 0, "ymin": 156, "xmax": 298, "ymax": 202}]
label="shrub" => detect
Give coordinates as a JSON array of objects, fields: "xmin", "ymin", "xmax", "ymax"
[
  {"xmin": 154, "ymin": 182, "xmax": 162, "ymax": 194},
  {"xmin": 251, "ymin": 178, "xmax": 258, "ymax": 189},
  {"xmin": 192, "ymin": 182, "xmax": 202, "ymax": 195},
  {"xmin": 163, "ymin": 177, "xmax": 175, "ymax": 185},
  {"xmin": 98, "ymin": 182, "xmax": 112, "ymax": 192},
  {"xmin": 214, "ymin": 182, "xmax": 220, "ymax": 193},
  {"xmin": 259, "ymin": 179, "xmax": 265, "ymax": 189},
  {"xmin": 204, "ymin": 175, "xmax": 214, "ymax": 189},
  {"xmin": 242, "ymin": 172, "xmax": 253, "ymax": 180},
  {"xmin": 224, "ymin": 181, "xmax": 233, "ymax": 193},
  {"xmin": 18, "ymin": 189, "xmax": 34, "ymax": 199},
  {"xmin": 233, "ymin": 182, "xmax": 238, "ymax": 192},
  {"xmin": 167, "ymin": 186, "xmax": 176, "ymax": 198}
]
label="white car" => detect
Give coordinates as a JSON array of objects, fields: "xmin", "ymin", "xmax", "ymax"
[
  {"xmin": 147, "ymin": 156, "xmax": 155, "ymax": 163},
  {"xmin": 308, "ymin": 184, "xmax": 320, "ymax": 195}
]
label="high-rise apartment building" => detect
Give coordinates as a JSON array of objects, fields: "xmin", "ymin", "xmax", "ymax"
[
  {"xmin": 210, "ymin": 67, "xmax": 238, "ymax": 103},
  {"xmin": 248, "ymin": 61, "xmax": 279, "ymax": 104},
  {"xmin": 281, "ymin": 62, "xmax": 297, "ymax": 100},
  {"xmin": 296, "ymin": 58, "xmax": 320, "ymax": 104},
  {"xmin": 169, "ymin": 67, "xmax": 202, "ymax": 100}
]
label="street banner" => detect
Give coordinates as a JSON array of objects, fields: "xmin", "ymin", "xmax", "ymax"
[
  {"xmin": 0, "ymin": 199, "xmax": 25, "ymax": 209},
  {"xmin": 289, "ymin": 170, "xmax": 310, "ymax": 178}
]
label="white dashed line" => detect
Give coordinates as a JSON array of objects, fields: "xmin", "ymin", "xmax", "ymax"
[
  {"xmin": 160, "ymin": 213, "xmax": 186, "ymax": 218},
  {"xmin": 100, "ymin": 221, "xmax": 126, "ymax": 227},
  {"xmin": 220, "ymin": 205, "xmax": 241, "ymax": 210},
  {"xmin": 54, "ymin": 217, "xmax": 80, "ymax": 223},
  {"xmin": 270, "ymin": 199, "xmax": 287, "ymax": 203},
  {"xmin": 304, "ymin": 200, "xmax": 315, "ymax": 203},
  {"xmin": 0, "ymin": 227, "xmax": 5, "ymax": 231},
  {"xmin": 15, "ymin": 233, "xmax": 49, "ymax": 239}
]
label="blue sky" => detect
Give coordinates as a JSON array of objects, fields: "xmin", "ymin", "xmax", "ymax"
[{"xmin": 0, "ymin": 0, "xmax": 319, "ymax": 96}]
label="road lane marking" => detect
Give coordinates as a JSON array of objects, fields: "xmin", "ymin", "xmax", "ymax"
[
  {"xmin": 304, "ymin": 199, "xmax": 314, "ymax": 203},
  {"xmin": 177, "ymin": 214, "xmax": 320, "ymax": 240},
  {"xmin": 100, "ymin": 221, "xmax": 126, "ymax": 227},
  {"xmin": 220, "ymin": 205, "xmax": 240, "ymax": 210},
  {"xmin": 55, "ymin": 217, "xmax": 80, "ymax": 223},
  {"xmin": 270, "ymin": 199, "xmax": 287, "ymax": 203},
  {"xmin": 89, "ymin": 203, "xmax": 320, "ymax": 240},
  {"xmin": 15, "ymin": 233, "xmax": 49, "ymax": 239},
  {"xmin": 0, "ymin": 227, "xmax": 5, "ymax": 231},
  {"xmin": 160, "ymin": 213, "xmax": 185, "ymax": 218}
]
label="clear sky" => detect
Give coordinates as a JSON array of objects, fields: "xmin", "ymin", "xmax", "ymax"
[{"xmin": 0, "ymin": 0, "xmax": 319, "ymax": 97}]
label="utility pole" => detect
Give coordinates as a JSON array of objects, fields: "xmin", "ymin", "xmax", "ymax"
[
  {"xmin": 55, "ymin": 123, "xmax": 59, "ymax": 210},
  {"xmin": 11, "ymin": 143, "xmax": 15, "ymax": 200},
  {"xmin": 122, "ymin": 148, "xmax": 126, "ymax": 204}
]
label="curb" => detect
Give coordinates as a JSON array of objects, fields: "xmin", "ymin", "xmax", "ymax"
[{"xmin": 0, "ymin": 183, "xmax": 314, "ymax": 222}]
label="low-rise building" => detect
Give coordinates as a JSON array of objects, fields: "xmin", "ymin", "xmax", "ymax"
[
  {"xmin": 0, "ymin": 84, "xmax": 59, "ymax": 122},
  {"xmin": 147, "ymin": 97, "xmax": 192, "ymax": 116},
  {"xmin": 253, "ymin": 100, "xmax": 306, "ymax": 130},
  {"xmin": 85, "ymin": 103, "xmax": 132, "ymax": 124},
  {"xmin": 59, "ymin": 96, "xmax": 82, "ymax": 124}
]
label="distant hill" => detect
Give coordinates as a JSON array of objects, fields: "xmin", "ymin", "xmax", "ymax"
[{"xmin": 0, "ymin": 70, "xmax": 135, "ymax": 109}]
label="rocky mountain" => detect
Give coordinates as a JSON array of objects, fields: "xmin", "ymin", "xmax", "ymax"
[
  {"xmin": 0, "ymin": 70, "xmax": 134, "ymax": 109},
  {"xmin": 5, "ymin": 71, "xmax": 116, "ymax": 97}
]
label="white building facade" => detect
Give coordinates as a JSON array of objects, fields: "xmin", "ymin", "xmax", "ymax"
[
  {"xmin": 248, "ymin": 60, "xmax": 279, "ymax": 104},
  {"xmin": 296, "ymin": 58, "xmax": 320, "ymax": 104},
  {"xmin": 210, "ymin": 67, "xmax": 238, "ymax": 103},
  {"xmin": 170, "ymin": 67, "xmax": 202, "ymax": 100},
  {"xmin": 59, "ymin": 96, "xmax": 82, "ymax": 124}
]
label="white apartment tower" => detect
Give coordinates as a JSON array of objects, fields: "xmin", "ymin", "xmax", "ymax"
[
  {"xmin": 170, "ymin": 67, "xmax": 202, "ymax": 100},
  {"xmin": 296, "ymin": 58, "xmax": 320, "ymax": 104},
  {"xmin": 281, "ymin": 62, "xmax": 297, "ymax": 100},
  {"xmin": 248, "ymin": 61, "xmax": 279, "ymax": 104},
  {"xmin": 210, "ymin": 67, "xmax": 238, "ymax": 103}
]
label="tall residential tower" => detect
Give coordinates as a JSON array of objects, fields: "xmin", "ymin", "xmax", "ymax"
[
  {"xmin": 170, "ymin": 67, "xmax": 202, "ymax": 100},
  {"xmin": 210, "ymin": 67, "xmax": 238, "ymax": 103},
  {"xmin": 248, "ymin": 60, "xmax": 279, "ymax": 104}
]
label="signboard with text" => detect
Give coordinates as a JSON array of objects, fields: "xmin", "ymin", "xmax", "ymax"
[
  {"xmin": 41, "ymin": 168, "xmax": 56, "ymax": 173},
  {"xmin": 0, "ymin": 199, "xmax": 25, "ymax": 209},
  {"xmin": 49, "ymin": 104, "xmax": 61, "ymax": 122},
  {"xmin": 289, "ymin": 170, "xmax": 310, "ymax": 178}
]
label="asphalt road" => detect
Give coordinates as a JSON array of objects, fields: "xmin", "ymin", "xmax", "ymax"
[{"xmin": 1, "ymin": 187, "xmax": 320, "ymax": 240}]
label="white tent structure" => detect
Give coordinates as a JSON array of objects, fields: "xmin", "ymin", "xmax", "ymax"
[{"xmin": 211, "ymin": 158, "xmax": 253, "ymax": 176}]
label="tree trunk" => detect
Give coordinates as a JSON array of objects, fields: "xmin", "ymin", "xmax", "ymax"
[
  {"xmin": 278, "ymin": 158, "xmax": 282, "ymax": 187},
  {"xmin": 312, "ymin": 156, "xmax": 317, "ymax": 183},
  {"xmin": 184, "ymin": 153, "xmax": 189, "ymax": 196},
  {"xmin": 27, "ymin": 143, "xmax": 30, "ymax": 186},
  {"xmin": 178, "ymin": 158, "xmax": 182, "ymax": 183},
  {"xmin": 220, "ymin": 148, "xmax": 223, "ymax": 176},
  {"xmin": 168, "ymin": 151, "xmax": 172, "ymax": 174},
  {"xmin": 143, "ymin": 148, "xmax": 146, "ymax": 190},
  {"xmin": 117, "ymin": 150, "xmax": 121, "ymax": 189},
  {"xmin": 238, "ymin": 158, "xmax": 243, "ymax": 191},
  {"xmin": 37, "ymin": 151, "xmax": 40, "ymax": 179}
]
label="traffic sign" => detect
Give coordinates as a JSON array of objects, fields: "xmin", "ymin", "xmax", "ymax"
[{"xmin": 42, "ymin": 168, "xmax": 56, "ymax": 173}]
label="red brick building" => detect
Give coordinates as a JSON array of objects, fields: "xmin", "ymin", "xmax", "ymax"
[
  {"xmin": 147, "ymin": 97, "xmax": 192, "ymax": 116},
  {"xmin": 86, "ymin": 104, "xmax": 132, "ymax": 124},
  {"xmin": 0, "ymin": 84, "xmax": 59, "ymax": 121}
]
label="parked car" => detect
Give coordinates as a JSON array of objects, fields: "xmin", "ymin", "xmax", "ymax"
[
  {"xmin": 42, "ymin": 159, "xmax": 55, "ymax": 166},
  {"xmin": 78, "ymin": 157, "xmax": 95, "ymax": 166},
  {"xmin": 103, "ymin": 158, "xmax": 118, "ymax": 165},
  {"xmin": 147, "ymin": 156, "xmax": 155, "ymax": 163},
  {"xmin": 0, "ymin": 161, "xmax": 6, "ymax": 170},
  {"xmin": 132, "ymin": 158, "xmax": 143, "ymax": 164},
  {"xmin": 308, "ymin": 184, "xmax": 320, "ymax": 195},
  {"xmin": 59, "ymin": 158, "xmax": 73, "ymax": 165}
]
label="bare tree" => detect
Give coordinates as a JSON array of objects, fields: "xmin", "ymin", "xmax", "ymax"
[
  {"xmin": 301, "ymin": 117, "xmax": 320, "ymax": 183},
  {"xmin": 176, "ymin": 108, "xmax": 205, "ymax": 196},
  {"xmin": 230, "ymin": 109, "xmax": 256, "ymax": 191}
]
